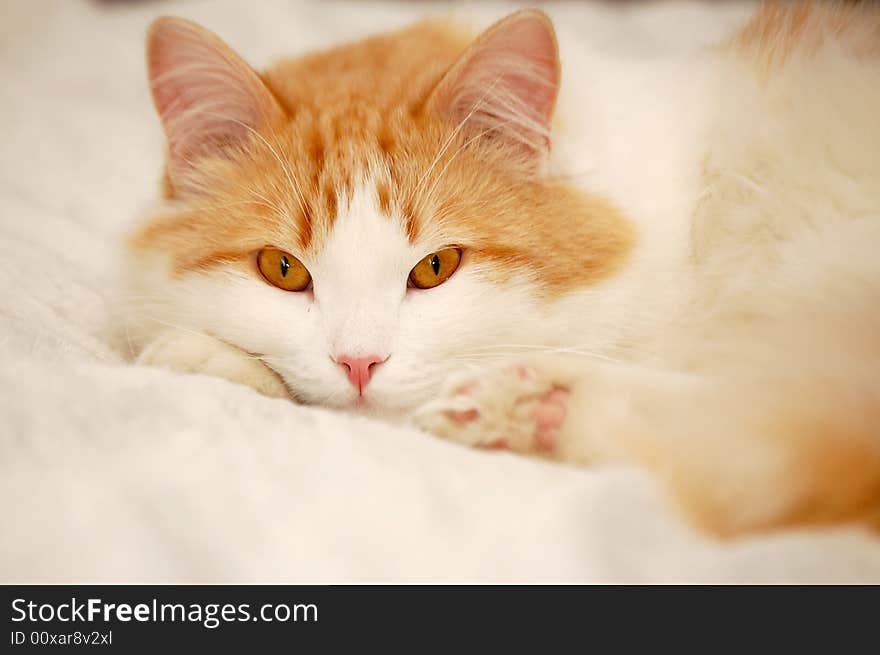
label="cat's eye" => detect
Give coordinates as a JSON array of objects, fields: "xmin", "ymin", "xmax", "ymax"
[
  {"xmin": 257, "ymin": 247, "xmax": 312, "ymax": 292},
  {"xmin": 409, "ymin": 247, "xmax": 462, "ymax": 289}
]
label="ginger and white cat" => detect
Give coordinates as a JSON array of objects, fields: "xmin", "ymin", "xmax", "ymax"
[{"xmin": 129, "ymin": 2, "xmax": 880, "ymax": 536}]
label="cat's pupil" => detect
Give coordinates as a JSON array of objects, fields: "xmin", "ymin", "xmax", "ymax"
[
  {"xmin": 280, "ymin": 255, "xmax": 290, "ymax": 277},
  {"xmin": 431, "ymin": 254, "xmax": 440, "ymax": 275}
]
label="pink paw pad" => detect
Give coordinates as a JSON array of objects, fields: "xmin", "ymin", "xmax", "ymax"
[
  {"xmin": 514, "ymin": 365, "xmax": 537, "ymax": 382},
  {"xmin": 533, "ymin": 387, "xmax": 569, "ymax": 451},
  {"xmin": 449, "ymin": 408, "xmax": 480, "ymax": 424}
]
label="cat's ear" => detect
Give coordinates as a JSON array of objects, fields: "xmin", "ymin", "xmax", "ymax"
[
  {"xmin": 146, "ymin": 17, "xmax": 284, "ymax": 192},
  {"xmin": 426, "ymin": 10, "xmax": 560, "ymax": 169}
]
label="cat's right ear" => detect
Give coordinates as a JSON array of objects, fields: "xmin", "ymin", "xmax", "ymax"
[
  {"xmin": 426, "ymin": 10, "xmax": 560, "ymax": 172},
  {"xmin": 146, "ymin": 17, "xmax": 284, "ymax": 193}
]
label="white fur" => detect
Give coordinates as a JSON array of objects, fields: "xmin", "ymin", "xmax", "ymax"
[
  {"xmin": 550, "ymin": 16, "xmax": 880, "ymax": 380},
  {"xmin": 5, "ymin": 0, "xmax": 880, "ymax": 581},
  {"xmin": 129, "ymin": 8, "xmax": 756, "ymax": 415},
  {"xmin": 133, "ymin": 3, "xmax": 880, "ymax": 533},
  {"xmin": 415, "ymin": 5, "xmax": 880, "ymax": 532},
  {"xmin": 133, "ymin": 178, "xmax": 556, "ymax": 413}
]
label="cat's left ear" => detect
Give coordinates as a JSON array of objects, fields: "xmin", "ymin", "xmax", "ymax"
[{"xmin": 426, "ymin": 10, "xmax": 560, "ymax": 170}]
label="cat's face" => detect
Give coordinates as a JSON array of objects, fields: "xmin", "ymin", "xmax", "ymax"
[{"xmin": 133, "ymin": 12, "xmax": 632, "ymax": 414}]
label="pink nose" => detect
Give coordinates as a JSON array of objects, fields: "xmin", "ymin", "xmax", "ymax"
[{"xmin": 336, "ymin": 354, "xmax": 386, "ymax": 394}]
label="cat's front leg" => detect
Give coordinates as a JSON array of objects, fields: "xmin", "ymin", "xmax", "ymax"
[
  {"xmin": 412, "ymin": 357, "xmax": 623, "ymax": 464},
  {"xmin": 136, "ymin": 329, "xmax": 290, "ymax": 399},
  {"xmin": 416, "ymin": 358, "xmax": 880, "ymax": 537}
]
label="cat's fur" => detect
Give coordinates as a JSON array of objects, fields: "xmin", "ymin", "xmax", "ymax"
[{"xmin": 129, "ymin": 2, "xmax": 880, "ymax": 536}]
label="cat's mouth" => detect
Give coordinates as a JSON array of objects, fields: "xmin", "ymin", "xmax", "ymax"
[{"xmin": 344, "ymin": 391, "xmax": 413, "ymax": 420}]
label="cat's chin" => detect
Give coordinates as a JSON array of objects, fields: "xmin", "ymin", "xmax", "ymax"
[
  {"xmin": 348, "ymin": 397, "xmax": 410, "ymax": 421},
  {"xmin": 351, "ymin": 392, "xmax": 428, "ymax": 422},
  {"xmin": 306, "ymin": 399, "xmax": 407, "ymax": 425},
  {"xmin": 292, "ymin": 389, "xmax": 414, "ymax": 420}
]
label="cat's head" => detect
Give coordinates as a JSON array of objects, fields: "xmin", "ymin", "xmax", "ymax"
[{"xmin": 133, "ymin": 10, "xmax": 632, "ymax": 414}]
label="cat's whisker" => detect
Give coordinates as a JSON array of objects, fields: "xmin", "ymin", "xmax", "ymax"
[
  {"xmin": 454, "ymin": 344, "xmax": 626, "ymax": 365},
  {"xmin": 190, "ymin": 198, "xmax": 288, "ymax": 216},
  {"xmin": 429, "ymin": 198, "xmax": 493, "ymax": 224},
  {"xmin": 259, "ymin": 355, "xmax": 300, "ymax": 369},
  {"xmin": 418, "ymin": 64, "xmax": 555, "ymax": 212},
  {"xmin": 178, "ymin": 107, "xmax": 309, "ymax": 224},
  {"xmin": 262, "ymin": 123, "xmax": 312, "ymax": 221},
  {"xmin": 414, "ymin": 75, "xmax": 505, "ymax": 200},
  {"xmin": 136, "ymin": 317, "xmax": 205, "ymax": 340},
  {"xmin": 129, "ymin": 316, "xmax": 271, "ymax": 363},
  {"xmin": 420, "ymin": 118, "xmax": 515, "ymax": 213},
  {"xmin": 465, "ymin": 342, "xmax": 619, "ymax": 352},
  {"xmin": 121, "ymin": 311, "xmax": 137, "ymax": 360},
  {"xmin": 247, "ymin": 190, "xmax": 289, "ymax": 218}
]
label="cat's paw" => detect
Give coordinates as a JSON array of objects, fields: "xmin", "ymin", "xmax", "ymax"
[
  {"xmin": 413, "ymin": 363, "xmax": 571, "ymax": 456},
  {"xmin": 137, "ymin": 330, "xmax": 290, "ymax": 399}
]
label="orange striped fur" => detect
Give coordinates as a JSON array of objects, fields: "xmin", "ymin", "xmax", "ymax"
[{"xmin": 132, "ymin": 15, "xmax": 633, "ymax": 299}]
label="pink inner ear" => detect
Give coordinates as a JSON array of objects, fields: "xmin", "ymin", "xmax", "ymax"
[
  {"xmin": 431, "ymin": 11, "xmax": 560, "ymax": 163},
  {"xmin": 462, "ymin": 16, "xmax": 559, "ymax": 121},
  {"xmin": 147, "ymin": 18, "xmax": 282, "ymax": 186}
]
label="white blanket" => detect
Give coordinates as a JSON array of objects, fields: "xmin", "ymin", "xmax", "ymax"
[{"xmin": 3, "ymin": 0, "xmax": 879, "ymax": 583}]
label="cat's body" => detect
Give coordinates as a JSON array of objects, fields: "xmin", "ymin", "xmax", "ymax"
[{"xmin": 129, "ymin": 2, "xmax": 880, "ymax": 536}]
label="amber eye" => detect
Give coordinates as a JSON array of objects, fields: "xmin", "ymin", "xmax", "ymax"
[
  {"xmin": 257, "ymin": 247, "xmax": 311, "ymax": 292},
  {"xmin": 409, "ymin": 247, "xmax": 462, "ymax": 289}
]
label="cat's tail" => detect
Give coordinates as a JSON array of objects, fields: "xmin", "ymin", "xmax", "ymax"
[
  {"xmin": 629, "ymin": 377, "xmax": 880, "ymax": 536},
  {"xmin": 609, "ymin": 270, "xmax": 880, "ymax": 536},
  {"xmin": 635, "ymin": 216, "xmax": 880, "ymax": 536}
]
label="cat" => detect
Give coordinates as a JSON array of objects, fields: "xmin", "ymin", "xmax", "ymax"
[{"xmin": 128, "ymin": 2, "xmax": 880, "ymax": 537}]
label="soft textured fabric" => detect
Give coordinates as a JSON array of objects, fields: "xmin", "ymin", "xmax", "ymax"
[{"xmin": 2, "ymin": 0, "xmax": 879, "ymax": 582}]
